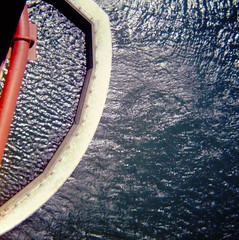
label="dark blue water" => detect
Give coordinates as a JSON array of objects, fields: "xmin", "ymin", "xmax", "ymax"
[{"xmin": 2, "ymin": 0, "xmax": 239, "ymax": 239}]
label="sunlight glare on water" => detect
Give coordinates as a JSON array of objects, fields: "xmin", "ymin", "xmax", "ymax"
[
  {"xmin": 2, "ymin": 0, "xmax": 239, "ymax": 239},
  {"xmin": 0, "ymin": 0, "xmax": 86, "ymax": 206}
]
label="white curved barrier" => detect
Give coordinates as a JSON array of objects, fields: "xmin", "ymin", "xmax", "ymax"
[{"xmin": 0, "ymin": 0, "xmax": 112, "ymax": 235}]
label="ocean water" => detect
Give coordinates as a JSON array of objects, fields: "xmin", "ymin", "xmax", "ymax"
[
  {"xmin": 0, "ymin": 0, "xmax": 86, "ymax": 206},
  {"xmin": 1, "ymin": 0, "xmax": 239, "ymax": 239}
]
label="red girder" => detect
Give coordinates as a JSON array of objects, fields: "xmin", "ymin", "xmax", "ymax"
[{"xmin": 0, "ymin": 4, "xmax": 34, "ymax": 165}]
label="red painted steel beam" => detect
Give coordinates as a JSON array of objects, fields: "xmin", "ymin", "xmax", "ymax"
[
  {"xmin": 0, "ymin": 0, "xmax": 26, "ymax": 64},
  {"xmin": 0, "ymin": 4, "xmax": 33, "ymax": 165}
]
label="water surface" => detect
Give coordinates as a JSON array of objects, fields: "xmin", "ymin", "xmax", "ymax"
[{"xmin": 2, "ymin": 0, "xmax": 239, "ymax": 239}]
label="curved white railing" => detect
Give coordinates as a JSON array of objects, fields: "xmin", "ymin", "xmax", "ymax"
[{"xmin": 0, "ymin": 0, "xmax": 112, "ymax": 235}]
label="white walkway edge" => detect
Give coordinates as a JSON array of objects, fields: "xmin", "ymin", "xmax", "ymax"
[{"xmin": 0, "ymin": 0, "xmax": 112, "ymax": 235}]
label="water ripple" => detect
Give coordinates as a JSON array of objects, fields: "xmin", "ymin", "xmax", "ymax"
[
  {"xmin": 0, "ymin": 1, "xmax": 86, "ymax": 205},
  {"xmin": 2, "ymin": 0, "xmax": 239, "ymax": 239}
]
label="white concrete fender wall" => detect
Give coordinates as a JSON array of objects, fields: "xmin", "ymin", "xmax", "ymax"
[{"xmin": 0, "ymin": 0, "xmax": 112, "ymax": 235}]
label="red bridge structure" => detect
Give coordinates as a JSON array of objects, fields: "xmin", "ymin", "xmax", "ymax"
[{"xmin": 0, "ymin": 2, "xmax": 35, "ymax": 164}]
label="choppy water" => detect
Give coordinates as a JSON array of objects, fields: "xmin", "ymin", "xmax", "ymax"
[
  {"xmin": 2, "ymin": 0, "xmax": 239, "ymax": 239},
  {"xmin": 0, "ymin": 0, "xmax": 86, "ymax": 205}
]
